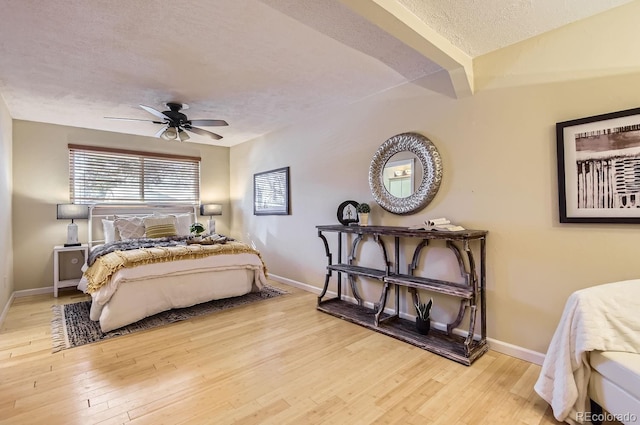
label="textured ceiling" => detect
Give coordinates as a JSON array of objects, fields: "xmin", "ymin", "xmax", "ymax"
[
  {"xmin": 397, "ymin": 0, "xmax": 634, "ymax": 57},
  {"xmin": 0, "ymin": 0, "xmax": 633, "ymax": 146}
]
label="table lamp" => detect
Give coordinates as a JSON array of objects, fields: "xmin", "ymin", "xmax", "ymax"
[
  {"xmin": 200, "ymin": 204, "xmax": 222, "ymax": 234},
  {"xmin": 57, "ymin": 204, "xmax": 89, "ymax": 246}
]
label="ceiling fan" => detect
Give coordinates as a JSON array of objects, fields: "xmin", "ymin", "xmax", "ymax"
[{"xmin": 106, "ymin": 102, "xmax": 228, "ymax": 141}]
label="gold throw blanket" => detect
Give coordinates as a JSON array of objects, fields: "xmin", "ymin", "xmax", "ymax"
[{"xmin": 84, "ymin": 241, "xmax": 267, "ymax": 294}]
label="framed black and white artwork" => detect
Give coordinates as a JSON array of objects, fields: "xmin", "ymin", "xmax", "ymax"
[
  {"xmin": 253, "ymin": 167, "xmax": 290, "ymax": 215},
  {"xmin": 557, "ymin": 107, "xmax": 640, "ymax": 223}
]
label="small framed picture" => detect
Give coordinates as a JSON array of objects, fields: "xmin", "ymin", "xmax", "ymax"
[
  {"xmin": 557, "ymin": 107, "xmax": 640, "ymax": 223},
  {"xmin": 253, "ymin": 167, "xmax": 290, "ymax": 215}
]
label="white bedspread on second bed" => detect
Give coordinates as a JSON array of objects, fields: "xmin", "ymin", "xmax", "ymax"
[{"xmin": 534, "ymin": 279, "xmax": 640, "ymax": 424}]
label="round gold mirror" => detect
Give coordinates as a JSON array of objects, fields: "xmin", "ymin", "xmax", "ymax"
[{"xmin": 369, "ymin": 132, "xmax": 442, "ymax": 215}]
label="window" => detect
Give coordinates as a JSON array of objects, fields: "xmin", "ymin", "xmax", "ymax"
[{"xmin": 68, "ymin": 144, "xmax": 200, "ymax": 204}]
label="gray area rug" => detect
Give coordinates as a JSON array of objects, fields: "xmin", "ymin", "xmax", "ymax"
[{"xmin": 51, "ymin": 285, "xmax": 288, "ymax": 352}]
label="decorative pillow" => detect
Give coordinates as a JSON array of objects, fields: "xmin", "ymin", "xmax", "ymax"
[
  {"xmin": 171, "ymin": 213, "xmax": 193, "ymax": 236},
  {"xmin": 114, "ymin": 216, "xmax": 146, "ymax": 240},
  {"xmin": 143, "ymin": 216, "xmax": 178, "ymax": 238},
  {"xmin": 101, "ymin": 219, "xmax": 120, "ymax": 243}
]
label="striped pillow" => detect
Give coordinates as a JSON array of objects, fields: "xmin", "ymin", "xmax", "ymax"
[{"xmin": 143, "ymin": 216, "xmax": 178, "ymax": 238}]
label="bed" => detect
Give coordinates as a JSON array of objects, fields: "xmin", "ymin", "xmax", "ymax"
[
  {"xmin": 78, "ymin": 204, "xmax": 268, "ymax": 332},
  {"xmin": 534, "ymin": 279, "xmax": 640, "ymax": 424}
]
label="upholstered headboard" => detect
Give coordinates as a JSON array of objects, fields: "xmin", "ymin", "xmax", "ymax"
[{"xmin": 88, "ymin": 203, "xmax": 197, "ymax": 249}]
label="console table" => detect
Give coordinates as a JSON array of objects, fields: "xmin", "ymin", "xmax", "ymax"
[{"xmin": 316, "ymin": 224, "xmax": 488, "ymax": 365}]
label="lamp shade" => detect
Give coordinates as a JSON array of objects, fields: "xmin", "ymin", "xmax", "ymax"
[
  {"xmin": 57, "ymin": 204, "xmax": 89, "ymax": 220},
  {"xmin": 177, "ymin": 129, "xmax": 190, "ymax": 142},
  {"xmin": 161, "ymin": 127, "xmax": 178, "ymax": 140},
  {"xmin": 200, "ymin": 204, "xmax": 222, "ymax": 216}
]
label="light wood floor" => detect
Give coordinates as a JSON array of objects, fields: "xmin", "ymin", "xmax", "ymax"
[{"xmin": 0, "ymin": 282, "xmax": 617, "ymax": 425}]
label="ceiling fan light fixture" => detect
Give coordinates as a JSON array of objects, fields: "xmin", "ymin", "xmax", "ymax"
[
  {"xmin": 161, "ymin": 127, "xmax": 178, "ymax": 140},
  {"xmin": 108, "ymin": 103, "xmax": 226, "ymax": 141},
  {"xmin": 178, "ymin": 129, "xmax": 190, "ymax": 142}
]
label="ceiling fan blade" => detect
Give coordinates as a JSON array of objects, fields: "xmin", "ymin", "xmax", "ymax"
[
  {"xmin": 189, "ymin": 119, "xmax": 228, "ymax": 127},
  {"xmin": 105, "ymin": 116, "xmax": 166, "ymax": 124},
  {"xmin": 185, "ymin": 125, "xmax": 223, "ymax": 140},
  {"xmin": 140, "ymin": 104, "xmax": 171, "ymax": 120},
  {"xmin": 154, "ymin": 126, "xmax": 168, "ymax": 138}
]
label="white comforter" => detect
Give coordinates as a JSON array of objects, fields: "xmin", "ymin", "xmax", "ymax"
[
  {"xmin": 78, "ymin": 251, "xmax": 268, "ymax": 332},
  {"xmin": 534, "ymin": 279, "xmax": 640, "ymax": 424},
  {"xmin": 84, "ymin": 252, "xmax": 267, "ymax": 307}
]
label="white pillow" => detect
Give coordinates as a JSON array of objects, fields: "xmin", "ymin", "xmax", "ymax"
[
  {"xmin": 101, "ymin": 219, "xmax": 120, "ymax": 243},
  {"xmin": 171, "ymin": 213, "xmax": 193, "ymax": 236},
  {"xmin": 114, "ymin": 216, "xmax": 146, "ymax": 240}
]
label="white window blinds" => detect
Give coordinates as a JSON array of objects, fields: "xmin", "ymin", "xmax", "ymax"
[{"xmin": 68, "ymin": 144, "xmax": 200, "ymax": 204}]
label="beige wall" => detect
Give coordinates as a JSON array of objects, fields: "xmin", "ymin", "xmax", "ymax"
[
  {"xmin": 4, "ymin": 0, "xmax": 640, "ymax": 353},
  {"xmin": 12, "ymin": 121, "xmax": 230, "ymax": 291},
  {"xmin": 229, "ymin": 3, "xmax": 640, "ymax": 355},
  {"xmin": 0, "ymin": 95, "xmax": 13, "ymax": 313}
]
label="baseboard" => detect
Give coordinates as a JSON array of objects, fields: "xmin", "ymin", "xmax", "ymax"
[
  {"xmin": 269, "ymin": 274, "xmax": 327, "ymax": 295},
  {"xmin": 487, "ymin": 338, "xmax": 545, "ymax": 365},
  {"xmin": 0, "ymin": 286, "xmax": 77, "ymax": 328},
  {"xmin": 13, "ymin": 286, "xmax": 54, "ymax": 297},
  {"xmin": 0, "ymin": 291, "xmax": 16, "ymax": 329},
  {"xmin": 269, "ymin": 273, "xmax": 546, "ymax": 366}
]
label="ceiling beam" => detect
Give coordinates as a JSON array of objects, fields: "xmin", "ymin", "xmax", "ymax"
[{"xmin": 338, "ymin": 0, "xmax": 474, "ymax": 98}]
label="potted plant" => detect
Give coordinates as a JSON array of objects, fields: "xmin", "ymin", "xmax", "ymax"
[
  {"xmin": 415, "ymin": 297, "xmax": 433, "ymax": 335},
  {"xmin": 357, "ymin": 202, "xmax": 371, "ymax": 226},
  {"xmin": 190, "ymin": 222, "xmax": 206, "ymax": 241}
]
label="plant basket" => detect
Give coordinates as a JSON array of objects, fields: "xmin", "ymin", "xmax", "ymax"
[{"xmin": 358, "ymin": 212, "xmax": 369, "ymax": 226}]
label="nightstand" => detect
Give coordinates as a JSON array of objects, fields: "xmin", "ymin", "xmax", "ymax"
[{"xmin": 53, "ymin": 244, "xmax": 88, "ymax": 297}]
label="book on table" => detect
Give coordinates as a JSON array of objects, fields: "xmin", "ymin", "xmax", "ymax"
[{"xmin": 408, "ymin": 217, "xmax": 465, "ymax": 232}]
